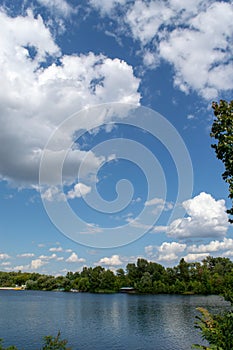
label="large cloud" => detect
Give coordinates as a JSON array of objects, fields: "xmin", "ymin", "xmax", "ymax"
[
  {"xmin": 159, "ymin": 2, "xmax": 233, "ymax": 98},
  {"xmin": 126, "ymin": 0, "xmax": 173, "ymax": 45},
  {"xmin": 145, "ymin": 236, "xmax": 233, "ymax": 264},
  {"xmin": 188, "ymin": 238, "xmax": 233, "ymax": 254},
  {"xmin": 157, "ymin": 241, "xmax": 187, "ymax": 262},
  {"xmin": 167, "ymin": 192, "xmax": 229, "ymax": 239},
  {"xmin": 183, "ymin": 253, "xmax": 209, "ymax": 263},
  {"xmin": 66, "ymin": 252, "xmax": 86, "ymax": 263},
  {"xmin": 0, "ymin": 9, "xmax": 140, "ymax": 188},
  {"xmin": 90, "ymin": 0, "xmax": 233, "ymax": 99}
]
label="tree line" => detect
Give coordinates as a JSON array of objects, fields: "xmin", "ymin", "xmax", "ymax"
[{"xmin": 0, "ymin": 256, "xmax": 232, "ymax": 296}]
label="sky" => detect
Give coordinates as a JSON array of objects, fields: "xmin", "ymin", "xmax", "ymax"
[{"xmin": 0, "ymin": 0, "xmax": 233, "ymax": 276}]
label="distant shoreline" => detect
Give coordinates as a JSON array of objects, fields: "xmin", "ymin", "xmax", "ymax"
[{"xmin": 0, "ymin": 286, "xmax": 25, "ymax": 290}]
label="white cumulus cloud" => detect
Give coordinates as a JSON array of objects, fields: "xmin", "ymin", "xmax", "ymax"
[
  {"xmin": 41, "ymin": 182, "xmax": 92, "ymax": 201},
  {"xmin": 126, "ymin": 0, "xmax": 173, "ymax": 45},
  {"xmin": 167, "ymin": 192, "xmax": 229, "ymax": 239},
  {"xmin": 0, "ymin": 9, "xmax": 140, "ymax": 189},
  {"xmin": 0, "ymin": 253, "xmax": 10, "ymax": 260},
  {"xmin": 67, "ymin": 183, "xmax": 91, "ymax": 199},
  {"xmin": 159, "ymin": 2, "xmax": 233, "ymax": 98},
  {"xmin": 183, "ymin": 253, "xmax": 210, "ymax": 263},
  {"xmin": 157, "ymin": 242, "xmax": 187, "ymax": 262},
  {"xmin": 41, "ymin": 187, "xmax": 66, "ymax": 202},
  {"xmin": 97, "ymin": 254, "xmax": 123, "ymax": 266},
  {"xmin": 30, "ymin": 258, "xmax": 48, "ymax": 269},
  {"xmin": 188, "ymin": 238, "xmax": 233, "ymax": 254},
  {"xmin": 145, "ymin": 236, "xmax": 233, "ymax": 264},
  {"xmin": 91, "ymin": 0, "xmax": 233, "ymax": 99},
  {"xmin": 66, "ymin": 252, "xmax": 86, "ymax": 263}
]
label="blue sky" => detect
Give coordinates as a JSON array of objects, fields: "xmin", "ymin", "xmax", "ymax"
[{"xmin": 0, "ymin": 0, "xmax": 233, "ymax": 275}]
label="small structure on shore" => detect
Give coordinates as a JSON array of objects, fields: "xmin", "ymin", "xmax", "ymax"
[
  {"xmin": 119, "ymin": 287, "xmax": 136, "ymax": 293},
  {"xmin": 0, "ymin": 286, "xmax": 25, "ymax": 291}
]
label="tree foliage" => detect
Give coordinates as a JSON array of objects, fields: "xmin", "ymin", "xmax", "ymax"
[
  {"xmin": 0, "ymin": 332, "xmax": 71, "ymax": 350},
  {"xmin": 211, "ymin": 100, "xmax": 233, "ymax": 222},
  {"xmin": 0, "ymin": 340, "xmax": 17, "ymax": 350},
  {"xmin": 192, "ymin": 102, "xmax": 233, "ymax": 349},
  {"xmin": 193, "ymin": 307, "xmax": 233, "ymax": 350},
  {"xmin": 1, "ymin": 256, "xmax": 232, "ymax": 295},
  {"xmin": 42, "ymin": 331, "xmax": 72, "ymax": 350}
]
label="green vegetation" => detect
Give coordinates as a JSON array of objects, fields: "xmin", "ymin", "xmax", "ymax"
[
  {"xmin": 42, "ymin": 332, "xmax": 71, "ymax": 350},
  {"xmin": 1, "ymin": 256, "xmax": 233, "ymax": 295},
  {"xmin": 0, "ymin": 340, "xmax": 17, "ymax": 350},
  {"xmin": 192, "ymin": 307, "xmax": 233, "ymax": 350},
  {"xmin": 211, "ymin": 100, "xmax": 233, "ymax": 223},
  {"xmin": 0, "ymin": 332, "xmax": 71, "ymax": 350},
  {"xmin": 192, "ymin": 99, "xmax": 233, "ymax": 350}
]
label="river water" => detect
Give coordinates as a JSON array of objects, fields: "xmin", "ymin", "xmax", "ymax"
[{"xmin": 0, "ymin": 291, "xmax": 229, "ymax": 350}]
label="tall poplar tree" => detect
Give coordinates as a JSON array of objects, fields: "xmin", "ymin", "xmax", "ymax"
[{"xmin": 211, "ymin": 100, "xmax": 233, "ymax": 223}]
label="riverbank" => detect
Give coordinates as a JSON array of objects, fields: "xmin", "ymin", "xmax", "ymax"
[
  {"xmin": 0, "ymin": 286, "xmax": 25, "ymax": 290},
  {"xmin": 1, "ymin": 256, "xmax": 232, "ymax": 295}
]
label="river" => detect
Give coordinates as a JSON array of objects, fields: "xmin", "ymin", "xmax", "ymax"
[{"xmin": 0, "ymin": 291, "xmax": 230, "ymax": 349}]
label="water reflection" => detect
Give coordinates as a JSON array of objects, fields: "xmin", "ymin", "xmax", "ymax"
[{"xmin": 0, "ymin": 291, "xmax": 230, "ymax": 350}]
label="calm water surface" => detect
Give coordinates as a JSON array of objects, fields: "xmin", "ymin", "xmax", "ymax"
[{"xmin": 0, "ymin": 291, "xmax": 230, "ymax": 350}]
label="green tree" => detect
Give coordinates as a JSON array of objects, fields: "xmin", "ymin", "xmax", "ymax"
[
  {"xmin": 26, "ymin": 279, "xmax": 38, "ymax": 290},
  {"xmin": 136, "ymin": 258, "xmax": 149, "ymax": 276},
  {"xmin": 126, "ymin": 263, "xmax": 139, "ymax": 287},
  {"xmin": 193, "ymin": 100, "xmax": 233, "ymax": 349},
  {"xmin": 0, "ymin": 332, "xmax": 71, "ymax": 350},
  {"xmin": 193, "ymin": 307, "xmax": 233, "ymax": 350},
  {"xmin": 42, "ymin": 331, "xmax": 71, "ymax": 350},
  {"xmin": 188, "ymin": 280, "xmax": 203, "ymax": 295},
  {"xmin": 147, "ymin": 261, "xmax": 166, "ymax": 282},
  {"xmin": 98, "ymin": 270, "xmax": 116, "ymax": 291},
  {"xmin": 177, "ymin": 258, "xmax": 190, "ymax": 282},
  {"xmin": 0, "ymin": 339, "xmax": 17, "ymax": 350},
  {"xmin": 77, "ymin": 277, "xmax": 90, "ymax": 292},
  {"xmin": 115, "ymin": 268, "xmax": 128, "ymax": 289},
  {"xmin": 137, "ymin": 272, "xmax": 153, "ymax": 293},
  {"xmin": 153, "ymin": 280, "xmax": 167, "ymax": 294},
  {"xmin": 173, "ymin": 279, "xmax": 186, "ymax": 294},
  {"xmin": 211, "ymin": 100, "xmax": 233, "ymax": 222},
  {"xmin": 88, "ymin": 266, "xmax": 104, "ymax": 292}
]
